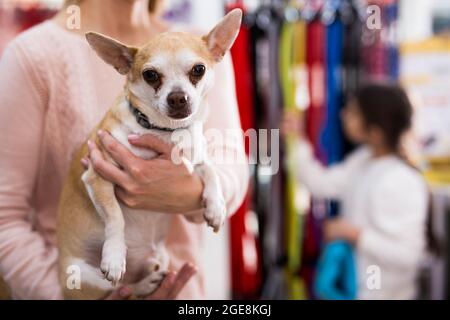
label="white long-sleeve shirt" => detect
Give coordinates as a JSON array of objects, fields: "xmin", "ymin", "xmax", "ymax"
[{"xmin": 289, "ymin": 141, "xmax": 428, "ymax": 300}]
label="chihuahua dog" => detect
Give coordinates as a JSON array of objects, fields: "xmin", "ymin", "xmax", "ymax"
[{"xmin": 57, "ymin": 9, "xmax": 242, "ymax": 299}]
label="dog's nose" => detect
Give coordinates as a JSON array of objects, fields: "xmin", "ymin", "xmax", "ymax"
[
  {"xmin": 166, "ymin": 91, "xmax": 191, "ymax": 119},
  {"xmin": 167, "ymin": 91, "xmax": 189, "ymax": 110}
]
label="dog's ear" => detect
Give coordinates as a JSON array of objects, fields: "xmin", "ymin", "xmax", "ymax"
[
  {"xmin": 202, "ymin": 9, "xmax": 242, "ymax": 63},
  {"xmin": 85, "ymin": 32, "xmax": 138, "ymax": 75}
]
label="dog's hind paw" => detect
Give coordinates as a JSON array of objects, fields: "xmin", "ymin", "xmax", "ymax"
[{"xmin": 132, "ymin": 271, "xmax": 166, "ymax": 298}]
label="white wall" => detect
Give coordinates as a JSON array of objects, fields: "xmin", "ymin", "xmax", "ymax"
[
  {"xmin": 398, "ymin": 0, "xmax": 433, "ymax": 42},
  {"xmin": 399, "ymin": 0, "xmax": 450, "ymax": 43},
  {"xmin": 189, "ymin": 0, "xmax": 224, "ymax": 31}
]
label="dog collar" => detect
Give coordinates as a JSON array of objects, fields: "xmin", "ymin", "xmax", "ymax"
[{"xmin": 128, "ymin": 101, "xmax": 177, "ymax": 132}]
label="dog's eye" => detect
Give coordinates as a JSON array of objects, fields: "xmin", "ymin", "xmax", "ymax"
[
  {"xmin": 142, "ymin": 70, "xmax": 160, "ymax": 83},
  {"xmin": 191, "ymin": 64, "xmax": 206, "ymax": 78}
]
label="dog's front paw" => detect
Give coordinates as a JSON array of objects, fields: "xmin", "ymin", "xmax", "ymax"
[
  {"xmin": 101, "ymin": 239, "xmax": 127, "ymax": 286},
  {"xmin": 203, "ymin": 197, "xmax": 227, "ymax": 233}
]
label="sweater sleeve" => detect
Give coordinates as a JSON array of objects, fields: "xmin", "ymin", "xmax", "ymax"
[
  {"xmin": 203, "ymin": 53, "xmax": 248, "ymax": 216},
  {"xmin": 288, "ymin": 140, "xmax": 370, "ymax": 199},
  {"xmin": 357, "ymin": 169, "xmax": 428, "ymax": 269},
  {"xmin": 0, "ymin": 42, "xmax": 62, "ymax": 299}
]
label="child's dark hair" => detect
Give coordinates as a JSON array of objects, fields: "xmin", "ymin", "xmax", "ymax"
[{"xmin": 354, "ymin": 82, "xmax": 413, "ymax": 153}]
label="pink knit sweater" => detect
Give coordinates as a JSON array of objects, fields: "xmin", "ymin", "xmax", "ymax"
[{"xmin": 0, "ymin": 20, "xmax": 247, "ymax": 299}]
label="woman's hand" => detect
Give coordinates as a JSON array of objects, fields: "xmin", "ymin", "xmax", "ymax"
[
  {"xmin": 324, "ymin": 219, "xmax": 361, "ymax": 244},
  {"xmin": 280, "ymin": 109, "xmax": 304, "ymax": 139},
  {"xmin": 105, "ymin": 263, "xmax": 197, "ymax": 300},
  {"xmin": 83, "ymin": 130, "xmax": 204, "ymax": 214}
]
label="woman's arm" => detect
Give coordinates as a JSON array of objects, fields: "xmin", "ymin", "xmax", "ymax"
[
  {"xmin": 0, "ymin": 43, "xmax": 62, "ymax": 299},
  {"xmin": 356, "ymin": 170, "xmax": 428, "ymax": 269}
]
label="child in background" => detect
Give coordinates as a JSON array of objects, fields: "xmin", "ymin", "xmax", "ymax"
[{"xmin": 281, "ymin": 83, "xmax": 428, "ymax": 299}]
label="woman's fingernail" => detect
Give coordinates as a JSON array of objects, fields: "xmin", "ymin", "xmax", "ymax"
[
  {"xmin": 97, "ymin": 130, "xmax": 104, "ymax": 138},
  {"xmin": 81, "ymin": 158, "xmax": 89, "ymax": 167},
  {"xmin": 87, "ymin": 140, "xmax": 93, "ymax": 150},
  {"xmin": 119, "ymin": 286, "xmax": 132, "ymax": 297},
  {"xmin": 128, "ymin": 134, "xmax": 139, "ymax": 141}
]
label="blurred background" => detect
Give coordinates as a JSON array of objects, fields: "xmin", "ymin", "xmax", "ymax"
[{"xmin": 1, "ymin": 0, "xmax": 450, "ymax": 300}]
